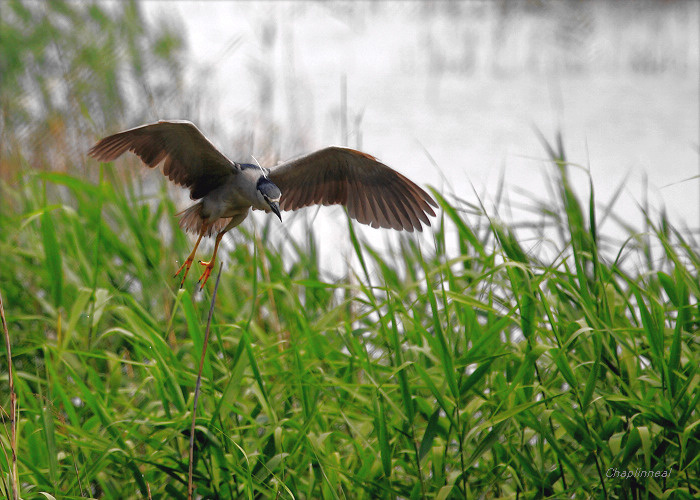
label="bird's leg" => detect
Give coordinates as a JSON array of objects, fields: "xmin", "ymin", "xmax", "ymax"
[
  {"xmin": 174, "ymin": 222, "xmax": 209, "ymax": 288},
  {"xmin": 197, "ymin": 230, "xmax": 227, "ymax": 289}
]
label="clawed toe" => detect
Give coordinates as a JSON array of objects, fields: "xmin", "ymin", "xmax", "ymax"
[
  {"xmin": 197, "ymin": 264, "xmax": 215, "ymax": 289},
  {"xmin": 174, "ymin": 258, "xmax": 194, "ymax": 288}
]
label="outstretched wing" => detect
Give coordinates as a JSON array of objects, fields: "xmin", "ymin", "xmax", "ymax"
[
  {"xmin": 268, "ymin": 147, "xmax": 437, "ymax": 232},
  {"xmin": 88, "ymin": 120, "xmax": 237, "ymax": 199}
]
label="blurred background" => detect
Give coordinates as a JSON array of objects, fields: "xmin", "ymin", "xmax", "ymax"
[{"xmin": 2, "ymin": 0, "xmax": 698, "ymax": 264}]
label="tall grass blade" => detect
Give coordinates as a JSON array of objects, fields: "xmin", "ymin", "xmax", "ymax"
[
  {"xmin": 41, "ymin": 210, "xmax": 63, "ymax": 311},
  {"xmin": 418, "ymin": 407, "xmax": 440, "ymax": 463}
]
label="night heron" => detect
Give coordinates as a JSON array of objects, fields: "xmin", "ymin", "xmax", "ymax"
[{"xmin": 88, "ymin": 120, "xmax": 438, "ymax": 288}]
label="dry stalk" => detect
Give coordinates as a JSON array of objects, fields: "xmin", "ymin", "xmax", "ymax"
[
  {"xmin": 0, "ymin": 289, "xmax": 19, "ymax": 500},
  {"xmin": 188, "ymin": 263, "xmax": 223, "ymax": 500}
]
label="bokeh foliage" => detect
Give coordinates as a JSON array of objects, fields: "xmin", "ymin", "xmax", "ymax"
[{"xmin": 1, "ymin": 0, "xmax": 183, "ymax": 176}]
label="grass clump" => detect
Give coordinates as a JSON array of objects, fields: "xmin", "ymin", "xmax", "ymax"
[{"xmin": 0, "ymin": 132, "xmax": 698, "ymax": 499}]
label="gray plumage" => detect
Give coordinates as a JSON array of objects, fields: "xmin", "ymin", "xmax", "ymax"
[{"xmin": 88, "ymin": 120, "xmax": 438, "ymax": 286}]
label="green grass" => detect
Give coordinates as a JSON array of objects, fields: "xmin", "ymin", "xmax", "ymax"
[{"xmin": 0, "ymin": 137, "xmax": 698, "ymax": 499}]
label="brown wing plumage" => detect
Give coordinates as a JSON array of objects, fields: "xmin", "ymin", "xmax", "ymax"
[
  {"xmin": 268, "ymin": 147, "xmax": 437, "ymax": 232},
  {"xmin": 88, "ymin": 120, "xmax": 236, "ymax": 199}
]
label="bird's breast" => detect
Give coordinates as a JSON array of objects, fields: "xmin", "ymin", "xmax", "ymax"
[{"xmin": 201, "ymin": 182, "xmax": 255, "ymax": 219}]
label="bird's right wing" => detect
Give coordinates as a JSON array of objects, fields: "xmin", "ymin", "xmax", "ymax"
[
  {"xmin": 88, "ymin": 120, "xmax": 237, "ymax": 199},
  {"xmin": 268, "ymin": 147, "xmax": 438, "ymax": 232}
]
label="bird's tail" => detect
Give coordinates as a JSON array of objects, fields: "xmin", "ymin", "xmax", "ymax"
[{"xmin": 176, "ymin": 203, "xmax": 231, "ymax": 237}]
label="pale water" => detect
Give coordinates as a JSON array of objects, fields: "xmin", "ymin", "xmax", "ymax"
[{"xmin": 143, "ymin": 1, "xmax": 699, "ymax": 273}]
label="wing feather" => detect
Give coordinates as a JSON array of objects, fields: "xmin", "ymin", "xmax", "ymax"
[
  {"xmin": 379, "ymin": 189, "xmax": 409, "ymax": 231},
  {"xmin": 382, "ymin": 180, "xmax": 417, "ymax": 225},
  {"xmin": 268, "ymin": 147, "xmax": 437, "ymax": 231},
  {"xmin": 88, "ymin": 120, "xmax": 237, "ymax": 200}
]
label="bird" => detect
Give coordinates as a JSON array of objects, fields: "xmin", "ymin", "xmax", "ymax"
[{"xmin": 88, "ymin": 120, "xmax": 438, "ymax": 288}]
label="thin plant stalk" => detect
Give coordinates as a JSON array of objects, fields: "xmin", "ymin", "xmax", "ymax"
[
  {"xmin": 188, "ymin": 263, "xmax": 224, "ymax": 500},
  {"xmin": 0, "ymin": 289, "xmax": 19, "ymax": 500}
]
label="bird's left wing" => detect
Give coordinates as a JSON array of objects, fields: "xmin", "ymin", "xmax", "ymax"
[
  {"xmin": 268, "ymin": 147, "xmax": 438, "ymax": 232},
  {"xmin": 88, "ymin": 120, "xmax": 237, "ymax": 199}
]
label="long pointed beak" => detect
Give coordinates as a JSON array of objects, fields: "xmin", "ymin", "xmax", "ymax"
[{"xmin": 270, "ymin": 201, "xmax": 282, "ymax": 222}]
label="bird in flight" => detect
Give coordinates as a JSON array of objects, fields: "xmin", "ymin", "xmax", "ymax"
[{"xmin": 88, "ymin": 120, "xmax": 437, "ymax": 288}]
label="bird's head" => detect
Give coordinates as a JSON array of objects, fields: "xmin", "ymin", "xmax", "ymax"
[{"xmin": 256, "ymin": 177, "xmax": 282, "ymax": 221}]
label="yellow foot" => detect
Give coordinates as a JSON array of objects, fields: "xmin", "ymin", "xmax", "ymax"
[
  {"xmin": 197, "ymin": 260, "xmax": 216, "ymax": 290},
  {"xmin": 174, "ymin": 258, "xmax": 195, "ymax": 288}
]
